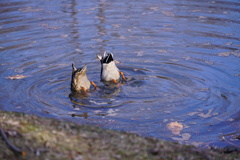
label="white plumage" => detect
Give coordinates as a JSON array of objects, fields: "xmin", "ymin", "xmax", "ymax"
[{"xmin": 98, "ymin": 51, "xmax": 124, "ymax": 83}]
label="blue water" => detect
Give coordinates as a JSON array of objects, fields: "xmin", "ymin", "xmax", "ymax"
[{"xmin": 1, "ymin": 0, "xmax": 240, "ymax": 148}]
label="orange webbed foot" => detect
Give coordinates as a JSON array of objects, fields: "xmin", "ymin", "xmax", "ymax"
[
  {"xmin": 112, "ymin": 79, "xmax": 118, "ymax": 83},
  {"xmin": 90, "ymin": 81, "xmax": 98, "ymax": 90},
  {"xmin": 119, "ymin": 71, "xmax": 126, "ymax": 80},
  {"xmin": 81, "ymin": 87, "xmax": 88, "ymax": 95}
]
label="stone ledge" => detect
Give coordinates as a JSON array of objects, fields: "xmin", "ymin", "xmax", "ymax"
[{"xmin": 0, "ymin": 111, "xmax": 239, "ymax": 160}]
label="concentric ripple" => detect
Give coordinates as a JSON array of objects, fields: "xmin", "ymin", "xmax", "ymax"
[{"xmin": 0, "ymin": 0, "xmax": 240, "ymax": 148}]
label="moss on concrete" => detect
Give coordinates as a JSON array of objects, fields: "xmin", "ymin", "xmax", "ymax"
[{"xmin": 0, "ymin": 111, "xmax": 239, "ymax": 160}]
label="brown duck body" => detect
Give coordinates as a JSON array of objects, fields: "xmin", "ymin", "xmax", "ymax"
[{"xmin": 71, "ymin": 64, "xmax": 92, "ymax": 92}]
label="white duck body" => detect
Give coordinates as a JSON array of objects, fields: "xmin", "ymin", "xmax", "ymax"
[
  {"xmin": 98, "ymin": 51, "xmax": 120, "ymax": 82},
  {"xmin": 101, "ymin": 61, "xmax": 120, "ymax": 82}
]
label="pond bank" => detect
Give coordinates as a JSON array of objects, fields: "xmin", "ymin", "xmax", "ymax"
[{"xmin": 0, "ymin": 111, "xmax": 239, "ymax": 160}]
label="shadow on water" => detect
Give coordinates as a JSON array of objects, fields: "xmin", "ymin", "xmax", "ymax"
[{"xmin": 0, "ymin": 0, "xmax": 240, "ymax": 148}]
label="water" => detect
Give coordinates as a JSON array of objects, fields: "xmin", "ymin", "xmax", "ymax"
[{"xmin": 1, "ymin": 0, "xmax": 240, "ymax": 148}]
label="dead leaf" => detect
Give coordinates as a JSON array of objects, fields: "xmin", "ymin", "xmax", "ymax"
[
  {"xmin": 150, "ymin": 7, "xmax": 159, "ymax": 11},
  {"xmin": 225, "ymin": 42, "xmax": 232, "ymax": 46},
  {"xmin": 217, "ymin": 50, "xmax": 240, "ymax": 57},
  {"xmin": 5, "ymin": 75, "xmax": 28, "ymax": 80},
  {"xmin": 166, "ymin": 121, "xmax": 183, "ymax": 135},
  {"xmin": 136, "ymin": 50, "xmax": 144, "ymax": 57},
  {"xmin": 158, "ymin": 50, "xmax": 168, "ymax": 53},
  {"xmin": 187, "ymin": 112, "xmax": 198, "ymax": 116},
  {"xmin": 112, "ymin": 24, "xmax": 121, "ymax": 28},
  {"xmin": 198, "ymin": 108, "xmax": 214, "ymax": 118},
  {"xmin": 169, "ymin": 59, "xmax": 179, "ymax": 62},
  {"xmin": 160, "ymin": 11, "xmax": 174, "ymax": 17}
]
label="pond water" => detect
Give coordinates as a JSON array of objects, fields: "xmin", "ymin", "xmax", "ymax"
[{"xmin": 1, "ymin": 0, "xmax": 240, "ymax": 148}]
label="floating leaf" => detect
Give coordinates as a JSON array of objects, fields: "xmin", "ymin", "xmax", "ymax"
[
  {"xmin": 166, "ymin": 121, "xmax": 183, "ymax": 135},
  {"xmin": 150, "ymin": 7, "xmax": 159, "ymax": 11},
  {"xmin": 60, "ymin": 34, "xmax": 68, "ymax": 38},
  {"xmin": 19, "ymin": 7, "xmax": 43, "ymax": 12},
  {"xmin": 183, "ymin": 56, "xmax": 190, "ymax": 60},
  {"xmin": 189, "ymin": 10, "xmax": 201, "ymax": 12},
  {"xmin": 187, "ymin": 112, "xmax": 198, "ymax": 116},
  {"xmin": 169, "ymin": 59, "xmax": 179, "ymax": 62},
  {"xmin": 205, "ymin": 61, "xmax": 214, "ymax": 65},
  {"xmin": 112, "ymin": 24, "xmax": 121, "ymax": 28},
  {"xmin": 5, "ymin": 75, "xmax": 28, "ymax": 80},
  {"xmin": 225, "ymin": 42, "xmax": 233, "ymax": 46},
  {"xmin": 136, "ymin": 50, "xmax": 144, "ymax": 57},
  {"xmin": 217, "ymin": 50, "xmax": 240, "ymax": 57},
  {"xmin": 160, "ymin": 11, "xmax": 174, "ymax": 17},
  {"xmin": 199, "ymin": 16, "xmax": 207, "ymax": 19},
  {"xmin": 217, "ymin": 51, "xmax": 231, "ymax": 57},
  {"xmin": 198, "ymin": 108, "xmax": 214, "ymax": 118}
]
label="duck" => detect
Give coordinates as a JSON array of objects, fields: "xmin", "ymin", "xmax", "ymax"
[
  {"xmin": 97, "ymin": 51, "xmax": 125, "ymax": 83},
  {"xmin": 71, "ymin": 64, "xmax": 97, "ymax": 93}
]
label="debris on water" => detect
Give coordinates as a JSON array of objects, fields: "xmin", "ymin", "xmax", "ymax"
[
  {"xmin": 183, "ymin": 56, "xmax": 190, "ymax": 60},
  {"xmin": 19, "ymin": 6, "xmax": 43, "ymax": 13},
  {"xmin": 171, "ymin": 133, "xmax": 191, "ymax": 142},
  {"xmin": 158, "ymin": 50, "xmax": 168, "ymax": 53},
  {"xmin": 150, "ymin": 6, "xmax": 159, "ymax": 11},
  {"xmin": 224, "ymin": 42, "xmax": 232, "ymax": 46},
  {"xmin": 135, "ymin": 50, "xmax": 144, "ymax": 57},
  {"xmin": 217, "ymin": 50, "xmax": 240, "ymax": 57},
  {"xmin": 198, "ymin": 108, "xmax": 218, "ymax": 118},
  {"xmin": 205, "ymin": 61, "xmax": 214, "ymax": 65},
  {"xmin": 221, "ymin": 93, "xmax": 228, "ymax": 100},
  {"xmin": 160, "ymin": 11, "xmax": 174, "ymax": 17},
  {"xmin": 60, "ymin": 34, "xmax": 68, "ymax": 38},
  {"xmin": 167, "ymin": 122, "xmax": 183, "ymax": 135},
  {"xmin": 187, "ymin": 112, "xmax": 198, "ymax": 116},
  {"xmin": 5, "ymin": 75, "xmax": 29, "ymax": 80},
  {"xmin": 169, "ymin": 59, "xmax": 179, "ymax": 62}
]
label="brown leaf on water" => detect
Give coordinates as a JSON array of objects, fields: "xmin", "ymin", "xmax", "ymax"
[
  {"xmin": 160, "ymin": 11, "xmax": 174, "ymax": 17},
  {"xmin": 150, "ymin": 7, "xmax": 159, "ymax": 11},
  {"xmin": 189, "ymin": 10, "xmax": 201, "ymax": 12},
  {"xmin": 19, "ymin": 7, "xmax": 43, "ymax": 13},
  {"xmin": 39, "ymin": 23, "xmax": 60, "ymax": 30},
  {"xmin": 6, "ymin": 75, "xmax": 28, "ymax": 80},
  {"xmin": 161, "ymin": 28, "xmax": 174, "ymax": 31},
  {"xmin": 225, "ymin": 42, "xmax": 233, "ymax": 46},
  {"xmin": 112, "ymin": 24, "xmax": 121, "ymax": 28},
  {"xmin": 217, "ymin": 50, "xmax": 240, "ymax": 57},
  {"xmin": 217, "ymin": 51, "xmax": 231, "ymax": 57},
  {"xmin": 158, "ymin": 50, "xmax": 168, "ymax": 53},
  {"xmin": 166, "ymin": 122, "xmax": 183, "ymax": 135},
  {"xmin": 198, "ymin": 108, "xmax": 214, "ymax": 118}
]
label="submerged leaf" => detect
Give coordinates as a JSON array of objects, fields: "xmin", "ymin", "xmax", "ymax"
[{"xmin": 171, "ymin": 133, "xmax": 191, "ymax": 142}]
